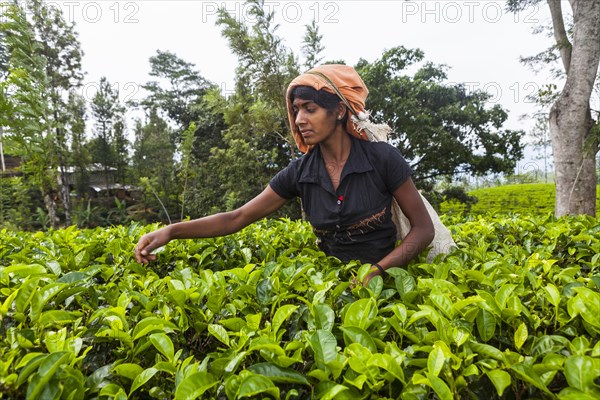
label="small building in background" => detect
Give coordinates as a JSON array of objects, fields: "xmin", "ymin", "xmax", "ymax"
[{"xmin": 63, "ymin": 164, "xmax": 141, "ymax": 200}]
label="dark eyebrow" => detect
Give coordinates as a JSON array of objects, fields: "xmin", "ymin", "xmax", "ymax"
[{"xmin": 293, "ymin": 99, "xmax": 315, "ymax": 108}]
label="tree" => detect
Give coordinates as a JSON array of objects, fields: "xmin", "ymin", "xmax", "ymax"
[
  {"xmin": 355, "ymin": 47, "xmax": 525, "ymax": 189},
  {"xmin": 133, "ymin": 51, "xmax": 226, "ymax": 220},
  {"xmin": 302, "ymin": 19, "xmax": 324, "ymax": 70},
  {"xmin": 508, "ymin": 0, "xmax": 600, "ymax": 216},
  {"xmin": 0, "ymin": 2, "xmax": 61, "ymax": 228},
  {"xmin": 90, "ymin": 77, "xmax": 124, "ymax": 190},
  {"xmin": 29, "ymin": 0, "xmax": 85, "ymax": 225},
  {"xmin": 139, "ymin": 50, "xmax": 214, "ymax": 146},
  {"xmin": 0, "ymin": 26, "xmax": 9, "ymax": 174},
  {"xmin": 178, "ymin": 88, "xmax": 228, "ymax": 218},
  {"xmin": 217, "ymin": 0, "xmax": 300, "ymax": 142},
  {"xmin": 527, "ymin": 111, "xmax": 553, "ymax": 183},
  {"xmin": 113, "ymin": 118, "xmax": 130, "ymax": 185},
  {"xmin": 66, "ymin": 91, "xmax": 90, "ymax": 198},
  {"xmin": 132, "ymin": 109, "xmax": 176, "ymax": 220},
  {"xmin": 200, "ymin": 0, "xmax": 301, "ymax": 217}
]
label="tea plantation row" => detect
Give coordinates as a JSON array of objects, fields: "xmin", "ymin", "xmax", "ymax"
[
  {"xmin": 440, "ymin": 184, "xmax": 600, "ymax": 216},
  {"xmin": 0, "ymin": 214, "xmax": 599, "ymax": 399}
]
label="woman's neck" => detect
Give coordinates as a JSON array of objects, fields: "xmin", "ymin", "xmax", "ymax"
[{"xmin": 320, "ymin": 128, "xmax": 352, "ymax": 164}]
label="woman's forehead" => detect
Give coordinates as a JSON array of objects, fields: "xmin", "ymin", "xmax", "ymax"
[{"xmin": 292, "ymin": 98, "xmax": 317, "ymax": 107}]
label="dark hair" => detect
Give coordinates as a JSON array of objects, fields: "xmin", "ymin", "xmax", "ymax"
[{"xmin": 290, "ymin": 86, "xmax": 341, "ymax": 113}]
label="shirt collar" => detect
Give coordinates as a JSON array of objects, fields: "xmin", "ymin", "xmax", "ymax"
[{"xmin": 298, "ymin": 135, "xmax": 373, "ymax": 185}]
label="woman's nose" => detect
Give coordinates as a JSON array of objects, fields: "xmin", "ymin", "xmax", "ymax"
[{"xmin": 295, "ymin": 110, "xmax": 305, "ymax": 126}]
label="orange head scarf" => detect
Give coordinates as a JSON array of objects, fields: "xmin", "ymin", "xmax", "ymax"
[{"xmin": 286, "ymin": 64, "xmax": 372, "ymax": 153}]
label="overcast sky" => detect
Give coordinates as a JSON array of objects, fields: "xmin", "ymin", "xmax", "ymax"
[{"xmin": 36, "ymin": 0, "xmax": 562, "ymax": 171}]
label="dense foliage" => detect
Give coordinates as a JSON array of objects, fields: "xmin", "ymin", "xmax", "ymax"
[
  {"xmin": 1, "ymin": 215, "xmax": 598, "ymax": 399},
  {"xmin": 357, "ymin": 47, "xmax": 524, "ymax": 188},
  {"xmin": 1, "ymin": 0, "xmax": 532, "ymax": 230},
  {"xmin": 441, "ymin": 184, "xmax": 600, "ymax": 217}
]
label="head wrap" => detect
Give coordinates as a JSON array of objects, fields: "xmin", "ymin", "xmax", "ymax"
[{"xmin": 286, "ymin": 64, "xmax": 389, "ymax": 153}]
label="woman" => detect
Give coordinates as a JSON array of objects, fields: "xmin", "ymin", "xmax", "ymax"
[{"xmin": 134, "ymin": 65, "xmax": 435, "ymax": 283}]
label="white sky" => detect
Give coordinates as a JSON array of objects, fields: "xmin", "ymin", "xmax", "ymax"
[
  {"xmin": 59, "ymin": 1, "xmax": 556, "ymax": 122},
  {"xmin": 31, "ymin": 0, "xmax": 561, "ymax": 171}
]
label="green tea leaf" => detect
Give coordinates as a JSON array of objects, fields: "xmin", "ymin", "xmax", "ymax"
[
  {"xmin": 591, "ymin": 340, "xmax": 600, "ymax": 358},
  {"xmin": 174, "ymin": 371, "xmax": 217, "ymax": 400},
  {"xmin": 494, "ymin": 284, "xmax": 517, "ymax": 310},
  {"xmin": 149, "ymin": 333, "xmax": 175, "ymax": 362},
  {"xmin": 368, "ymin": 353, "xmax": 405, "ymax": 383},
  {"xmin": 563, "ymin": 355, "xmax": 598, "ymax": 393},
  {"xmin": 247, "ymin": 363, "xmax": 309, "ymax": 385},
  {"xmin": 99, "ymin": 383, "xmax": 126, "ymax": 397},
  {"xmin": 113, "ymin": 364, "xmax": 144, "ymax": 380},
  {"xmin": 340, "ymin": 326, "xmax": 376, "ymax": 353},
  {"xmin": 245, "ymin": 313, "xmax": 261, "ymax": 331},
  {"xmin": 367, "ymin": 274, "xmax": 383, "ymax": 297},
  {"xmin": 309, "ymin": 330, "xmax": 339, "ymax": 371},
  {"xmin": 130, "ymin": 367, "xmax": 158, "ymax": 395},
  {"xmin": 237, "ymin": 374, "xmax": 280, "ymax": 399},
  {"xmin": 392, "ymin": 270, "xmax": 416, "ymax": 300},
  {"xmin": 511, "ymin": 363, "xmax": 552, "ymax": 395},
  {"xmin": 56, "ymin": 271, "xmax": 88, "ymax": 283},
  {"xmin": 314, "ymin": 381, "xmax": 351, "ymax": 400},
  {"xmin": 514, "ymin": 322, "xmax": 528, "ymax": 350},
  {"xmin": 544, "ymin": 284, "xmax": 561, "ymax": 308},
  {"xmin": 26, "ymin": 351, "xmax": 71, "ymax": 400},
  {"xmin": 426, "ymin": 372, "xmax": 453, "ymax": 400},
  {"xmin": 44, "ymin": 328, "xmax": 67, "ymax": 353},
  {"xmin": 429, "ymin": 290, "xmax": 454, "ymax": 319},
  {"xmin": 132, "ymin": 317, "xmax": 178, "ymax": 340},
  {"xmin": 569, "ymin": 336, "xmax": 590, "ymax": 356},
  {"xmin": 390, "ymin": 303, "xmax": 407, "ymax": 324},
  {"xmin": 256, "ymin": 279, "xmax": 273, "ymax": 305},
  {"xmin": 486, "ymin": 369, "xmax": 511, "ymax": 396},
  {"xmin": 312, "ymin": 303, "xmax": 335, "ymax": 331},
  {"xmin": 208, "ymin": 324, "xmax": 229, "ymax": 347},
  {"xmin": 38, "ymin": 310, "xmax": 82, "ymax": 328},
  {"xmin": 343, "ymin": 298, "xmax": 377, "ymax": 330},
  {"xmin": 568, "ymin": 288, "xmax": 600, "ymax": 329},
  {"xmin": 16, "ymin": 354, "xmax": 47, "ymax": 387},
  {"xmin": 31, "ymin": 283, "xmax": 67, "ymax": 322},
  {"xmin": 475, "ymin": 290, "xmax": 502, "ymax": 316},
  {"xmin": 427, "ymin": 346, "xmax": 446, "ymax": 377},
  {"xmin": 15, "ymin": 277, "xmax": 39, "ymax": 314},
  {"xmin": 272, "ymin": 304, "xmax": 298, "ymax": 335},
  {"xmin": 558, "ymin": 387, "xmax": 600, "ymax": 400},
  {"xmin": 0, "ymin": 264, "xmax": 47, "ymax": 281},
  {"xmin": 87, "ymin": 364, "xmax": 113, "ymax": 393},
  {"xmin": 1, "ymin": 288, "xmax": 19, "ymax": 316},
  {"xmin": 96, "ymin": 328, "xmax": 134, "ymax": 348},
  {"xmin": 468, "ymin": 341, "xmax": 505, "ymax": 362},
  {"xmin": 476, "ymin": 309, "xmax": 496, "ymax": 342}
]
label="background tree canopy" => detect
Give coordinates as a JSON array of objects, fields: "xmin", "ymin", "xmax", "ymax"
[
  {"xmin": 356, "ymin": 46, "xmax": 524, "ymax": 189},
  {"xmin": 1, "ymin": 0, "xmax": 525, "ymax": 229}
]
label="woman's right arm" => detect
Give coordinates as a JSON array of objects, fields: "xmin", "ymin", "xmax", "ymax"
[{"xmin": 134, "ymin": 186, "xmax": 288, "ymax": 263}]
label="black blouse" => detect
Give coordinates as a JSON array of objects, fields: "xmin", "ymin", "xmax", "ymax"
[{"xmin": 270, "ymin": 135, "xmax": 413, "ymax": 264}]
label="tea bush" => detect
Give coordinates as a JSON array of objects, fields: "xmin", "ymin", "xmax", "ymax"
[
  {"xmin": 0, "ymin": 215, "xmax": 598, "ymax": 399},
  {"xmin": 441, "ymin": 184, "xmax": 600, "ymax": 216}
]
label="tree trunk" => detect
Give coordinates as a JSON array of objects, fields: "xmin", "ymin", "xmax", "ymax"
[
  {"xmin": 54, "ymin": 106, "xmax": 72, "ymax": 226},
  {"xmin": 43, "ymin": 191, "xmax": 60, "ymax": 229},
  {"xmin": 57, "ymin": 166, "xmax": 72, "ymax": 226},
  {"xmin": 549, "ymin": 0, "xmax": 600, "ymax": 216}
]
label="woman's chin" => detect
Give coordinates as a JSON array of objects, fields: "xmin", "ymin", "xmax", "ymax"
[{"xmin": 302, "ymin": 136, "xmax": 316, "ymax": 145}]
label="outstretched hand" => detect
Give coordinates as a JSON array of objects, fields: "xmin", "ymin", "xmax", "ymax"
[
  {"xmin": 362, "ymin": 269, "xmax": 381, "ymax": 286},
  {"xmin": 134, "ymin": 227, "xmax": 170, "ymax": 264}
]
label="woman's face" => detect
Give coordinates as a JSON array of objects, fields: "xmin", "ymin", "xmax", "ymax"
[{"xmin": 292, "ymin": 98, "xmax": 340, "ymax": 146}]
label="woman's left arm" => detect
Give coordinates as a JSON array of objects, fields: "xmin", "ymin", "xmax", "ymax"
[{"xmin": 364, "ymin": 178, "xmax": 435, "ymax": 283}]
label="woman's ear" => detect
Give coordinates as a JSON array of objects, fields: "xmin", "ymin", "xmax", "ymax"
[{"xmin": 336, "ymin": 103, "xmax": 347, "ymax": 121}]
